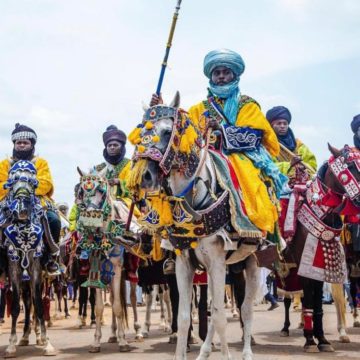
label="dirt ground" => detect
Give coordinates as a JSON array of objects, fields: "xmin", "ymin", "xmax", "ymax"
[{"xmin": 0, "ymin": 300, "xmax": 359, "ymax": 360}]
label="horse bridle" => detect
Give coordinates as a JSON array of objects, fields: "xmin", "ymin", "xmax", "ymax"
[{"xmin": 328, "ymin": 146, "xmax": 360, "ymax": 207}]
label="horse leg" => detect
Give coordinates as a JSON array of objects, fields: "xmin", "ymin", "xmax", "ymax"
[
  {"xmin": 313, "ymin": 280, "xmax": 334, "ymax": 352},
  {"xmin": 166, "ymin": 274, "xmax": 179, "ymax": 344},
  {"xmin": 331, "ymin": 283, "xmax": 350, "ymax": 342},
  {"xmin": 192, "ymin": 285, "xmax": 199, "ymax": 324},
  {"xmin": 280, "ymin": 297, "xmax": 291, "ymax": 337},
  {"xmin": 112, "ymin": 267, "xmax": 130, "ymax": 352},
  {"xmin": 63, "ymin": 284, "xmax": 70, "ymax": 318},
  {"xmin": 89, "ymin": 288, "xmax": 96, "ymax": 328},
  {"xmin": 301, "ymin": 278, "xmax": 319, "ymax": 352},
  {"xmin": 89, "ymin": 288, "xmax": 104, "ymax": 353},
  {"xmin": 33, "ymin": 273, "xmax": 57, "ymax": 356},
  {"xmin": 163, "ymin": 285, "xmax": 172, "ymax": 333},
  {"xmin": 350, "ymin": 277, "xmax": 360, "ymax": 327},
  {"xmin": 5, "ymin": 276, "xmax": 20, "ymax": 358},
  {"xmin": 174, "ymin": 253, "xmax": 194, "ymax": 360},
  {"xmin": 241, "ymin": 256, "xmax": 259, "ymax": 360},
  {"xmin": 129, "ymin": 282, "xmax": 142, "ymax": 341},
  {"xmin": 198, "ymin": 284, "xmax": 208, "ymax": 342},
  {"xmin": 142, "ymin": 287, "xmax": 153, "ymax": 338},
  {"xmin": 158, "ymin": 285, "xmax": 168, "ymax": 331},
  {"xmin": 18, "ymin": 284, "xmax": 32, "ymax": 346}
]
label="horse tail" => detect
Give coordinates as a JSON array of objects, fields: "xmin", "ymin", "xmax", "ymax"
[{"xmin": 120, "ymin": 269, "xmax": 128, "ymax": 329}]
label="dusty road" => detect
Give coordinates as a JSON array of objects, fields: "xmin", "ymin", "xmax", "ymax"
[{"xmin": 0, "ymin": 300, "xmax": 359, "ymax": 360}]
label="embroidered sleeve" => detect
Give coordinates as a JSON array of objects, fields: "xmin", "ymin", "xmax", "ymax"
[
  {"xmin": 236, "ymin": 102, "xmax": 280, "ymax": 157},
  {"xmin": 0, "ymin": 159, "xmax": 10, "ymax": 201},
  {"xmin": 34, "ymin": 158, "xmax": 54, "ymax": 197}
]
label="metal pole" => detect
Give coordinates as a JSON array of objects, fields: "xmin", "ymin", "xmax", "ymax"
[{"xmin": 155, "ymin": 0, "xmax": 183, "ymax": 95}]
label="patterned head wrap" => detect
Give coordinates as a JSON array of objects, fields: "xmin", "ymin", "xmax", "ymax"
[
  {"xmin": 266, "ymin": 106, "xmax": 292, "ymax": 124},
  {"xmin": 11, "ymin": 123, "xmax": 37, "ymax": 144},
  {"xmin": 203, "ymin": 49, "xmax": 245, "ymax": 79},
  {"xmin": 351, "ymin": 114, "xmax": 360, "ymax": 133},
  {"xmin": 102, "ymin": 125, "xmax": 126, "ymax": 146}
]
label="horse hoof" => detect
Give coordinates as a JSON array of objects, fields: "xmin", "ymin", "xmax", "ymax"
[
  {"xmin": 36, "ymin": 339, "xmax": 45, "ymax": 346},
  {"xmin": 89, "ymin": 346, "xmax": 100, "ymax": 353},
  {"xmin": 18, "ymin": 339, "xmax": 29, "ymax": 346},
  {"xmin": 318, "ymin": 343, "xmax": 334, "ymax": 352},
  {"xmin": 242, "ymin": 351, "xmax": 253, "ymax": 360},
  {"xmin": 142, "ymin": 331, "xmax": 149, "ymax": 338},
  {"xmin": 119, "ymin": 344, "xmax": 130, "ymax": 352},
  {"xmin": 90, "ymin": 321, "xmax": 96, "ymax": 329},
  {"xmin": 304, "ymin": 345, "xmax": 319, "ymax": 353},
  {"xmin": 188, "ymin": 335, "xmax": 198, "ymax": 345},
  {"xmin": 65, "ymin": 314, "xmax": 71, "ymax": 319},
  {"xmin": 354, "ymin": 320, "xmax": 360, "ymax": 328},
  {"xmin": 4, "ymin": 351, "xmax": 16, "ymax": 358},
  {"xmin": 108, "ymin": 336, "xmax": 117, "ymax": 344},
  {"xmin": 43, "ymin": 348, "xmax": 57, "ymax": 356},
  {"xmin": 169, "ymin": 334, "xmax": 177, "ymax": 344},
  {"xmin": 339, "ymin": 335, "xmax": 350, "ymax": 343},
  {"xmin": 135, "ymin": 334, "xmax": 144, "ymax": 342},
  {"xmin": 280, "ymin": 330, "xmax": 289, "ymax": 337},
  {"xmin": 47, "ymin": 321, "xmax": 53, "ymax": 328}
]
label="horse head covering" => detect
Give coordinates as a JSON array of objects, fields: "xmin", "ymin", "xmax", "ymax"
[
  {"xmin": 11, "ymin": 123, "xmax": 37, "ymax": 145},
  {"xmin": 266, "ymin": 106, "xmax": 292, "ymax": 124},
  {"xmin": 351, "ymin": 114, "xmax": 360, "ymax": 133},
  {"xmin": 102, "ymin": 125, "xmax": 127, "ymax": 146},
  {"xmin": 203, "ymin": 49, "xmax": 245, "ymax": 125}
]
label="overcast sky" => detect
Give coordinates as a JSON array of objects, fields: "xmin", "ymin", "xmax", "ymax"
[{"xmin": 0, "ymin": 0, "xmax": 359, "ymax": 207}]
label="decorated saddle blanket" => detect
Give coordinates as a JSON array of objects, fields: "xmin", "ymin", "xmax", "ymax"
[{"xmin": 208, "ymin": 149, "xmax": 262, "ymax": 239}]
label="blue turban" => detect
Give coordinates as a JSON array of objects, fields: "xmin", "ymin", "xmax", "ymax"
[
  {"xmin": 351, "ymin": 114, "xmax": 360, "ymax": 133},
  {"xmin": 203, "ymin": 49, "xmax": 245, "ymax": 79},
  {"xmin": 266, "ymin": 106, "xmax": 292, "ymax": 124}
]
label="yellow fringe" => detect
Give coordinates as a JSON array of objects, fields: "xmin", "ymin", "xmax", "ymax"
[
  {"xmin": 128, "ymin": 126, "xmax": 142, "ymax": 145},
  {"xmin": 127, "ymin": 159, "xmax": 148, "ymax": 190},
  {"xmin": 151, "ymin": 233, "xmax": 164, "ymax": 261},
  {"xmin": 179, "ymin": 123, "xmax": 198, "ymax": 154},
  {"xmin": 148, "ymin": 195, "xmax": 173, "ymax": 227}
]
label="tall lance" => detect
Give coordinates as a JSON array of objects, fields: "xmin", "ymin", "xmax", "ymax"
[
  {"xmin": 155, "ymin": 0, "xmax": 183, "ymax": 95},
  {"xmin": 125, "ymin": 0, "xmax": 183, "ymax": 232}
]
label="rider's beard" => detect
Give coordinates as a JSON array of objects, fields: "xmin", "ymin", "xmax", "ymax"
[
  {"xmin": 103, "ymin": 145, "xmax": 126, "ymax": 165},
  {"xmin": 12, "ymin": 147, "xmax": 35, "ymax": 161}
]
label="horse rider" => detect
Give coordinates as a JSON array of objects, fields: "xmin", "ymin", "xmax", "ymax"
[
  {"xmin": 151, "ymin": 49, "xmax": 288, "ymax": 260},
  {"xmin": 0, "ymin": 123, "xmax": 61, "ymax": 275},
  {"xmin": 351, "ymin": 113, "xmax": 360, "ymax": 150},
  {"xmin": 266, "ymin": 106, "xmax": 317, "ymax": 311},
  {"xmin": 56, "ymin": 202, "xmax": 70, "ymax": 239},
  {"xmin": 93, "ymin": 125, "xmax": 139, "ymax": 282},
  {"xmin": 266, "ymin": 106, "xmax": 317, "ymax": 178},
  {"xmin": 266, "ymin": 106, "xmax": 317, "ymax": 236}
]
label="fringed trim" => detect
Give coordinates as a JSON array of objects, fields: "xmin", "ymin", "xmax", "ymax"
[
  {"xmin": 212, "ymin": 160, "xmax": 262, "ymax": 239},
  {"xmin": 127, "ymin": 159, "xmax": 148, "ymax": 190}
]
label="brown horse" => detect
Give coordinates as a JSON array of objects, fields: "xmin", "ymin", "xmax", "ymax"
[{"xmin": 280, "ymin": 144, "xmax": 360, "ymax": 352}]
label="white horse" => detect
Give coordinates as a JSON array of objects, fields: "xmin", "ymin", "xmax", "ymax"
[{"xmin": 129, "ymin": 93, "xmax": 261, "ymax": 360}]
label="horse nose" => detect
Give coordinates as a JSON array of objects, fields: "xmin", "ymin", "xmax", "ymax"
[{"xmin": 144, "ymin": 170, "xmax": 152, "ymax": 182}]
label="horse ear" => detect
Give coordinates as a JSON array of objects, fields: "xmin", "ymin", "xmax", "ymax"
[
  {"xmin": 142, "ymin": 101, "xmax": 149, "ymax": 112},
  {"xmin": 328, "ymin": 143, "xmax": 341, "ymax": 158},
  {"xmin": 77, "ymin": 166, "xmax": 84, "ymax": 177},
  {"xmin": 169, "ymin": 91, "xmax": 180, "ymax": 108}
]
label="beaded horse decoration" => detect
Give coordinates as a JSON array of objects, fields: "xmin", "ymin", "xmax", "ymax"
[
  {"xmin": 0, "ymin": 161, "xmax": 52, "ymax": 280},
  {"xmin": 128, "ymin": 101, "xmax": 203, "ymax": 250}
]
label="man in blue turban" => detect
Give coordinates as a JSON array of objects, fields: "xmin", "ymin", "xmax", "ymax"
[
  {"xmin": 150, "ymin": 49, "xmax": 288, "ymax": 261},
  {"xmin": 351, "ymin": 114, "xmax": 360, "ymax": 149},
  {"xmin": 266, "ymin": 106, "xmax": 317, "ymax": 176}
]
